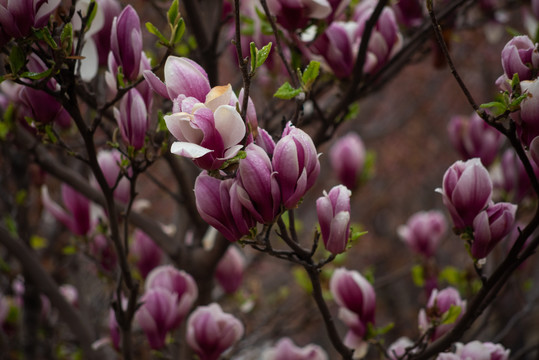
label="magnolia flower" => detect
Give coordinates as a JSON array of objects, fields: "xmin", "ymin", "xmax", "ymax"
[
  {"xmin": 186, "ymin": 303, "xmax": 244, "ymax": 360},
  {"xmin": 472, "ymin": 202, "xmax": 517, "ymax": 259},
  {"xmin": 114, "ymin": 88, "xmax": 149, "ymax": 150},
  {"xmin": 437, "ymin": 158, "xmax": 492, "ymax": 231},
  {"xmin": 266, "ymin": 0, "xmax": 332, "ymax": 31},
  {"xmin": 0, "ymin": 0, "xmax": 61, "ymax": 40},
  {"xmin": 329, "ymin": 132, "xmax": 366, "ymax": 189},
  {"xmin": 418, "ymin": 287, "xmax": 466, "ymax": 341},
  {"xmin": 165, "ymin": 85, "xmax": 246, "ymax": 170},
  {"xmin": 316, "ymin": 185, "xmax": 352, "ymax": 254},
  {"xmin": 262, "ymin": 337, "xmax": 328, "ymax": 360},
  {"xmin": 398, "ymin": 210, "xmax": 447, "ymax": 258},
  {"xmin": 501, "ymin": 35, "xmax": 539, "ymax": 82},
  {"xmin": 215, "ymin": 246, "xmax": 246, "ymax": 294},
  {"xmin": 41, "ymin": 184, "xmax": 91, "ymax": 236},
  {"xmin": 131, "ymin": 229, "xmax": 163, "ymax": 278}
]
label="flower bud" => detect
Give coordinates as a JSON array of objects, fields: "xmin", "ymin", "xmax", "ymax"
[
  {"xmin": 495, "ymin": 148, "xmax": 539, "ymax": 202},
  {"xmin": 393, "ymin": 0, "xmax": 424, "ymax": 27},
  {"xmin": 354, "ymin": 0, "xmax": 403, "ymax": 74},
  {"xmin": 114, "ymin": 88, "xmax": 149, "ymax": 149},
  {"xmin": 195, "ymin": 172, "xmax": 256, "ymax": 242},
  {"xmin": 311, "ymin": 22, "xmax": 357, "ymax": 78},
  {"xmin": 92, "ymin": 0, "xmax": 122, "ymax": 65},
  {"xmin": 131, "ymin": 229, "xmax": 163, "ymax": 278},
  {"xmin": 262, "ymin": 337, "xmax": 328, "ymax": 360},
  {"xmin": 96, "ymin": 149, "xmax": 131, "ymax": 204},
  {"xmin": 256, "ymin": 128, "xmax": 277, "ymax": 156},
  {"xmin": 453, "ymin": 341, "xmax": 510, "ymax": 360},
  {"xmin": 418, "ymin": 287, "xmax": 466, "ymax": 341},
  {"xmin": 437, "ymin": 158, "xmax": 492, "ymax": 231},
  {"xmin": 215, "ymin": 246, "xmax": 245, "ymax": 294},
  {"xmin": 266, "ymin": 0, "xmax": 331, "ymax": 31},
  {"xmin": 397, "ymin": 210, "xmax": 447, "ymax": 258},
  {"xmin": 472, "ymin": 202, "xmax": 517, "ymax": 259},
  {"xmin": 145, "ymin": 265, "xmax": 198, "ymax": 328},
  {"xmin": 273, "ymin": 123, "xmax": 320, "ymax": 209},
  {"xmin": 316, "ymin": 185, "xmax": 351, "ymax": 254},
  {"xmin": 517, "ymin": 78, "xmax": 539, "ymax": 146},
  {"xmin": 186, "ymin": 303, "xmax": 244, "ymax": 360},
  {"xmin": 110, "ymin": 5, "xmax": 143, "ymax": 81},
  {"xmin": 330, "ymin": 268, "xmax": 375, "ymax": 348},
  {"xmin": 0, "ymin": 0, "xmax": 61, "ymax": 40},
  {"xmin": 236, "ymin": 144, "xmax": 281, "ymax": 224},
  {"xmin": 41, "ymin": 184, "xmax": 91, "ymax": 236},
  {"xmin": 387, "ymin": 337, "xmax": 414, "ymax": 360},
  {"xmin": 144, "ymin": 56, "xmax": 211, "ymax": 103},
  {"xmin": 447, "ymin": 113, "xmax": 504, "ymax": 167},
  {"xmin": 329, "ymin": 132, "xmax": 366, "ymax": 189},
  {"xmin": 59, "ymin": 284, "xmax": 79, "ymax": 308},
  {"xmin": 135, "ymin": 288, "xmax": 180, "ymax": 349},
  {"xmin": 501, "ymin": 35, "xmax": 539, "ymax": 82}
]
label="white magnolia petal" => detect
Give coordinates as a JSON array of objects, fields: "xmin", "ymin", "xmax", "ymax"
[{"xmin": 171, "ymin": 142, "xmax": 213, "ymax": 159}]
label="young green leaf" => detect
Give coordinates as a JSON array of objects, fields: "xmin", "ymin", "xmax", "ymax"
[
  {"xmin": 61, "ymin": 23, "xmax": 73, "ymax": 54},
  {"xmin": 85, "ymin": 0, "xmax": 98, "ymax": 32},
  {"xmin": 274, "ymin": 81, "xmax": 302, "ymax": 100},
  {"xmin": 146, "ymin": 22, "xmax": 169, "ymax": 45},
  {"xmin": 20, "ymin": 68, "xmax": 53, "ymax": 80},
  {"xmin": 441, "ymin": 304, "xmax": 462, "ymax": 325},
  {"xmin": 9, "ymin": 46, "xmax": 25, "ymax": 74},
  {"xmin": 256, "ymin": 42, "xmax": 272, "ymax": 69},
  {"xmin": 168, "ymin": 0, "xmax": 180, "ymax": 26},
  {"xmin": 172, "ymin": 18, "xmax": 185, "ymax": 45},
  {"xmin": 302, "ymin": 60, "xmax": 320, "ymax": 88},
  {"xmin": 250, "ymin": 42, "xmax": 257, "ymax": 73}
]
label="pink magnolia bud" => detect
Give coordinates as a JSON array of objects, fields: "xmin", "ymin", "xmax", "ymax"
[
  {"xmin": 387, "ymin": 337, "xmax": 414, "ymax": 360},
  {"xmin": 329, "ymin": 132, "xmax": 366, "ymax": 189},
  {"xmin": 165, "ymin": 85, "xmax": 246, "ymax": 171},
  {"xmin": 110, "ymin": 5, "xmax": 143, "ymax": 81},
  {"xmin": 145, "ymin": 265, "xmax": 198, "ymax": 329},
  {"xmin": 266, "ymin": 0, "xmax": 331, "ymax": 31},
  {"xmin": 447, "ymin": 113, "xmax": 504, "ymax": 167},
  {"xmin": 495, "ymin": 148, "xmax": 539, "ymax": 203},
  {"xmin": 311, "ymin": 22, "xmax": 357, "ymax": 79},
  {"xmin": 186, "ymin": 303, "xmax": 244, "ymax": 360},
  {"xmin": 236, "ymin": 144, "xmax": 281, "ymax": 224},
  {"xmin": 135, "ymin": 288, "xmax": 180, "ymax": 349},
  {"xmin": 255, "ymin": 128, "xmax": 276, "ymax": 156},
  {"xmin": 59, "ymin": 284, "xmax": 79, "ymax": 308},
  {"xmin": 517, "ymin": 79, "xmax": 539, "ymax": 146},
  {"xmin": 41, "ymin": 184, "xmax": 91, "ymax": 236},
  {"xmin": 114, "ymin": 88, "xmax": 149, "ymax": 149},
  {"xmin": 89, "ymin": 234, "xmax": 117, "ymax": 272},
  {"xmin": 131, "ymin": 229, "xmax": 163, "ymax": 278},
  {"xmin": 418, "ymin": 287, "xmax": 466, "ymax": 341},
  {"xmin": 316, "ymin": 185, "xmax": 351, "ymax": 254},
  {"xmin": 195, "ymin": 172, "xmax": 256, "ymax": 242},
  {"xmin": 93, "ymin": 0, "xmax": 121, "ymax": 65},
  {"xmin": 262, "ymin": 337, "xmax": 328, "ymax": 360},
  {"xmin": 452, "ymin": 341, "xmax": 510, "ymax": 360},
  {"xmin": 437, "ymin": 158, "xmax": 492, "ymax": 231},
  {"xmin": 398, "ymin": 210, "xmax": 447, "ymax": 258},
  {"xmin": 472, "ymin": 202, "xmax": 517, "ymax": 259},
  {"xmin": 501, "ymin": 36, "xmax": 539, "ymax": 82},
  {"xmin": 273, "ymin": 123, "xmax": 320, "ymax": 209},
  {"xmin": 144, "ymin": 56, "xmax": 211, "ymax": 103},
  {"xmin": 96, "ymin": 149, "xmax": 131, "ymax": 204},
  {"xmin": 0, "ymin": 0, "xmax": 61, "ymax": 40},
  {"xmin": 215, "ymin": 246, "xmax": 246, "ymax": 294},
  {"xmin": 354, "ymin": 0, "xmax": 403, "ymax": 74},
  {"xmin": 330, "ymin": 268, "xmax": 375, "ymax": 347}
]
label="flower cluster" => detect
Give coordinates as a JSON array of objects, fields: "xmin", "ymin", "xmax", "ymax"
[
  {"xmin": 438, "ymin": 158, "xmax": 517, "ymax": 260},
  {"xmin": 418, "ymin": 287, "xmax": 466, "ymax": 341}
]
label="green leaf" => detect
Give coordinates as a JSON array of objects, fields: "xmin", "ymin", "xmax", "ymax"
[
  {"xmin": 510, "ymin": 93, "xmax": 528, "ymax": 110},
  {"xmin": 302, "ymin": 60, "xmax": 320, "ymax": 88},
  {"xmin": 256, "ymin": 42, "xmax": 272, "ymax": 69},
  {"xmin": 480, "ymin": 101, "xmax": 507, "ymax": 117},
  {"xmin": 167, "ymin": 0, "xmax": 180, "ymax": 26},
  {"xmin": 411, "ymin": 264, "xmax": 425, "ymax": 287},
  {"xmin": 157, "ymin": 111, "xmax": 168, "ymax": 132},
  {"xmin": 146, "ymin": 22, "xmax": 169, "ymax": 45},
  {"xmin": 44, "ymin": 124, "xmax": 58, "ymax": 144},
  {"xmin": 439, "ymin": 266, "xmax": 466, "ymax": 287},
  {"xmin": 34, "ymin": 28, "xmax": 58, "ymax": 49},
  {"xmin": 366, "ymin": 322, "xmax": 395, "ymax": 338},
  {"xmin": 274, "ymin": 81, "xmax": 302, "ymax": 100},
  {"xmin": 293, "ymin": 267, "xmax": 313, "ymax": 293},
  {"xmin": 61, "ymin": 23, "xmax": 73, "ymax": 54},
  {"xmin": 4, "ymin": 215, "xmax": 17, "ymax": 237},
  {"xmin": 0, "ymin": 103, "xmax": 14, "ymax": 140},
  {"xmin": 9, "ymin": 46, "xmax": 25, "ymax": 74},
  {"xmin": 85, "ymin": 0, "xmax": 98, "ymax": 32},
  {"xmin": 441, "ymin": 304, "xmax": 462, "ymax": 325},
  {"xmin": 15, "ymin": 190, "xmax": 26, "ymax": 205},
  {"xmin": 250, "ymin": 42, "xmax": 257, "ymax": 73},
  {"xmin": 20, "ymin": 68, "xmax": 53, "ymax": 80},
  {"xmin": 343, "ymin": 102, "xmax": 360, "ymax": 122},
  {"xmin": 30, "ymin": 235, "xmax": 48, "ymax": 250},
  {"xmin": 172, "ymin": 18, "xmax": 185, "ymax": 45}
]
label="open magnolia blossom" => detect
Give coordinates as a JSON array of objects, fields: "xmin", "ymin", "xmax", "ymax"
[{"xmin": 165, "ymin": 85, "xmax": 246, "ymax": 170}]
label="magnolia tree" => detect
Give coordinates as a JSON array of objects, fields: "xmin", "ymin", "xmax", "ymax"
[{"xmin": 0, "ymin": 0, "xmax": 538, "ymax": 359}]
